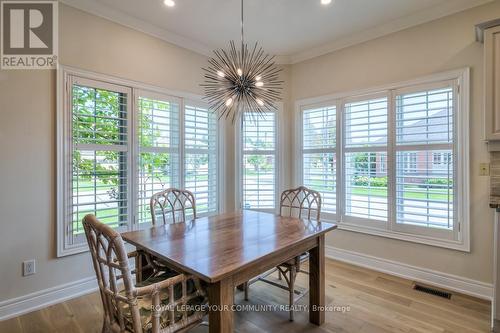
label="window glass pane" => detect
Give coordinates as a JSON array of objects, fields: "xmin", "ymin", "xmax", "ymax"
[
  {"xmin": 71, "ymin": 83, "xmax": 128, "ymax": 236},
  {"xmin": 185, "ymin": 105, "xmax": 218, "ymax": 215},
  {"xmin": 345, "ymin": 98, "xmax": 387, "ymax": 147},
  {"xmin": 303, "ymin": 106, "xmax": 336, "ymax": 149},
  {"xmin": 303, "ymin": 153, "xmax": 336, "ymax": 214},
  {"xmin": 72, "ymin": 85, "xmax": 127, "ymax": 146},
  {"xmin": 137, "ymin": 152, "xmax": 179, "ymax": 225},
  {"xmin": 137, "ymin": 96, "xmax": 180, "ymax": 225},
  {"xmin": 242, "ymin": 112, "xmax": 276, "ymax": 209},
  {"xmin": 185, "ymin": 105, "xmax": 217, "ymax": 150},
  {"xmin": 345, "ymin": 152, "xmax": 388, "ymax": 221},
  {"xmin": 243, "ymin": 113, "xmax": 275, "ymax": 151},
  {"xmin": 396, "ymin": 88, "xmax": 453, "ymax": 145},
  {"xmin": 138, "ymin": 97, "xmax": 179, "ymax": 148},
  {"xmin": 243, "ymin": 154, "xmax": 275, "ymax": 209},
  {"xmin": 72, "ymin": 150, "xmax": 128, "ymax": 234},
  {"xmin": 396, "ymin": 150, "xmax": 453, "ymax": 230},
  {"xmin": 302, "ymin": 105, "xmax": 336, "ymax": 214}
]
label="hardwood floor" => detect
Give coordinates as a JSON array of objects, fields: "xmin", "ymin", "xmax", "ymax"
[{"xmin": 0, "ymin": 259, "xmax": 491, "ymax": 333}]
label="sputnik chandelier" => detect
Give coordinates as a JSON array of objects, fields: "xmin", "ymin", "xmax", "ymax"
[{"xmin": 202, "ymin": 0, "xmax": 283, "ymax": 122}]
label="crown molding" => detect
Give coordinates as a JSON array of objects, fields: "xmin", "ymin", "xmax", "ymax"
[
  {"xmin": 60, "ymin": 0, "xmax": 493, "ymax": 66},
  {"xmin": 289, "ymin": 0, "xmax": 494, "ymax": 64},
  {"xmin": 59, "ymin": 0, "xmax": 214, "ymax": 57}
]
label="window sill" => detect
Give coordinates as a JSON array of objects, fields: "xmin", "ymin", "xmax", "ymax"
[
  {"xmin": 57, "ymin": 242, "xmax": 89, "ymax": 258},
  {"xmin": 327, "ymin": 220, "xmax": 469, "ymax": 252}
]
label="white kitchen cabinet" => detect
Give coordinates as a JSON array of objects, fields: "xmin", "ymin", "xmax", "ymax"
[{"xmin": 484, "ymin": 25, "xmax": 500, "ymax": 142}]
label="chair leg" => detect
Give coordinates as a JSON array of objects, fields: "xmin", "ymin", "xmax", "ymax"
[
  {"xmin": 101, "ymin": 316, "xmax": 110, "ymax": 333},
  {"xmin": 278, "ymin": 270, "xmax": 282, "ymax": 280},
  {"xmin": 288, "ymin": 268, "xmax": 296, "ymax": 322},
  {"xmin": 244, "ymin": 281, "xmax": 249, "ymax": 301}
]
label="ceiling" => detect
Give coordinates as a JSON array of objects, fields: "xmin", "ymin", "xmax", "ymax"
[{"xmin": 61, "ymin": 0, "xmax": 492, "ymax": 64}]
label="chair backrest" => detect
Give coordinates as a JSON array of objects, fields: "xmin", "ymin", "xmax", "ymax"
[
  {"xmin": 279, "ymin": 186, "xmax": 322, "ymax": 221},
  {"xmin": 150, "ymin": 188, "xmax": 196, "ymax": 225},
  {"xmin": 83, "ymin": 214, "xmax": 143, "ymax": 333}
]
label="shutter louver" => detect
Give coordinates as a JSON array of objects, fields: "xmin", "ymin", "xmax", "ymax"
[
  {"xmin": 184, "ymin": 104, "xmax": 218, "ymax": 215},
  {"xmin": 71, "ymin": 84, "xmax": 129, "ymax": 238},
  {"xmin": 242, "ymin": 112, "xmax": 276, "ymax": 209},
  {"xmin": 302, "ymin": 106, "xmax": 337, "ymax": 214},
  {"xmin": 137, "ymin": 96, "xmax": 180, "ymax": 226},
  {"xmin": 395, "ymin": 87, "xmax": 454, "ymax": 230},
  {"xmin": 344, "ymin": 97, "xmax": 388, "ymax": 222}
]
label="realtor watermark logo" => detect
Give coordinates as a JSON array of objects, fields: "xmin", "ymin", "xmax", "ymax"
[{"xmin": 1, "ymin": 0, "xmax": 58, "ymax": 69}]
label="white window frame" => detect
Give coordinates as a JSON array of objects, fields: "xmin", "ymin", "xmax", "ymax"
[
  {"xmin": 235, "ymin": 104, "xmax": 283, "ymax": 213},
  {"xmin": 295, "ymin": 68, "xmax": 470, "ymax": 251},
  {"xmin": 57, "ymin": 65, "xmax": 225, "ymax": 257}
]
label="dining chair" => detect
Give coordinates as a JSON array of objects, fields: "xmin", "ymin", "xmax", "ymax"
[
  {"xmin": 244, "ymin": 186, "xmax": 322, "ymax": 321},
  {"xmin": 141, "ymin": 188, "xmax": 198, "ymax": 279},
  {"xmin": 83, "ymin": 214, "xmax": 208, "ymax": 333},
  {"xmin": 150, "ymin": 188, "xmax": 197, "ymax": 225}
]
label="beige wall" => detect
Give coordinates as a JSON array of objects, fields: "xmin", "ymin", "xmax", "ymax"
[
  {"xmin": 0, "ymin": 4, "xmax": 212, "ymax": 302},
  {"xmin": 0, "ymin": 0, "xmax": 498, "ymax": 305},
  {"xmin": 290, "ymin": 1, "xmax": 500, "ymax": 283}
]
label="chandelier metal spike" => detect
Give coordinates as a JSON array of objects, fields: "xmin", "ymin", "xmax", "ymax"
[{"xmin": 201, "ymin": 0, "xmax": 283, "ymax": 123}]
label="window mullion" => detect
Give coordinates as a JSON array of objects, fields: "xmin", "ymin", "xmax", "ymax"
[
  {"xmin": 452, "ymin": 80, "xmax": 460, "ymax": 240},
  {"xmin": 130, "ymin": 89, "xmax": 138, "ymax": 230},
  {"xmin": 388, "ymin": 90, "xmax": 396, "ymax": 232},
  {"xmin": 338, "ymin": 99, "xmax": 344, "ymax": 222},
  {"xmin": 179, "ymin": 99, "xmax": 185, "ymax": 190}
]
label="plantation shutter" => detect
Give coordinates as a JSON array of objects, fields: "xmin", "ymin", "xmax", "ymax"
[
  {"xmin": 136, "ymin": 92, "xmax": 180, "ymax": 226},
  {"xmin": 184, "ymin": 103, "xmax": 218, "ymax": 215},
  {"xmin": 69, "ymin": 77, "xmax": 131, "ymax": 245},
  {"xmin": 302, "ymin": 105, "xmax": 337, "ymax": 215},
  {"xmin": 241, "ymin": 112, "xmax": 276, "ymax": 210},
  {"xmin": 394, "ymin": 85, "xmax": 454, "ymax": 231},
  {"xmin": 344, "ymin": 96, "xmax": 388, "ymax": 223}
]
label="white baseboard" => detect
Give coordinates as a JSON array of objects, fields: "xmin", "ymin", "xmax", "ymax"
[
  {"xmin": 0, "ymin": 276, "xmax": 97, "ymax": 321},
  {"xmin": 325, "ymin": 245, "xmax": 493, "ymax": 301},
  {"xmin": 0, "ymin": 248, "xmax": 493, "ymax": 321}
]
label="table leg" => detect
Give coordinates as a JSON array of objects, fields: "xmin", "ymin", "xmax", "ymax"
[
  {"xmin": 135, "ymin": 249, "xmax": 143, "ymax": 284},
  {"xmin": 309, "ymin": 234, "xmax": 325, "ymax": 325},
  {"xmin": 208, "ymin": 277, "xmax": 234, "ymax": 333}
]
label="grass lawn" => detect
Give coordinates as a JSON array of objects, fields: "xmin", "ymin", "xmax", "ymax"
[
  {"xmin": 73, "ymin": 207, "xmax": 121, "ymax": 234},
  {"xmin": 351, "ymin": 186, "xmax": 452, "ymax": 201}
]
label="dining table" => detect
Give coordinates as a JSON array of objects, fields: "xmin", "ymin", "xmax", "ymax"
[{"xmin": 121, "ymin": 210, "xmax": 337, "ymax": 333}]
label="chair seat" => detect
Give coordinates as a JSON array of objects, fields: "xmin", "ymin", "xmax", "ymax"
[{"xmin": 121, "ymin": 272, "xmax": 207, "ymax": 333}]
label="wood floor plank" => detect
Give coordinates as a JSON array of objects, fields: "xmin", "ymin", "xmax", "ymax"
[
  {"xmin": 0, "ymin": 259, "xmax": 491, "ymax": 333},
  {"xmin": 0, "ymin": 316, "xmax": 22, "ymax": 333},
  {"xmin": 19, "ymin": 309, "xmax": 54, "ymax": 333}
]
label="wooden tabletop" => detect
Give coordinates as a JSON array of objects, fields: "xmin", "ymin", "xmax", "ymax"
[{"xmin": 121, "ymin": 210, "xmax": 337, "ymax": 283}]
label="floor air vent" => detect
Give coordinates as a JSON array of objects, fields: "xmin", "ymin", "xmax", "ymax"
[{"xmin": 413, "ymin": 284, "xmax": 452, "ymax": 299}]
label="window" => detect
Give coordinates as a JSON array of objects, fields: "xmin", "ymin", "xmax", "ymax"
[
  {"xmin": 401, "ymin": 152, "xmax": 417, "ymax": 173},
  {"xmin": 344, "ymin": 97, "xmax": 388, "ymax": 223},
  {"xmin": 302, "ymin": 106, "xmax": 337, "ymax": 216},
  {"xmin": 296, "ymin": 69, "xmax": 469, "ymax": 251},
  {"xmin": 69, "ymin": 79, "xmax": 131, "ymax": 247},
  {"xmin": 57, "ymin": 68, "xmax": 220, "ymax": 256},
  {"xmin": 184, "ymin": 103, "xmax": 218, "ymax": 215},
  {"xmin": 239, "ymin": 111, "xmax": 278, "ymax": 210},
  {"xmin": 432, "ymin": 152, "xmax": 451, "ymax": 169},
  {"xmin": 395, "ymin": 86, "xmax": 454, "ymax": 233},
  {"xmin": 136, "ymin": 93, "xmax": 180, "ymax": 227}
]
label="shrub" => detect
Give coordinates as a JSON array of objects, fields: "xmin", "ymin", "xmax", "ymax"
[
  {"xmin": 422, "ymin": 178, "xmax": 453, "ymax": 188},
  {"xmin": 353, "ymin": 176, "xmax": 387, "ymax": 187}
]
